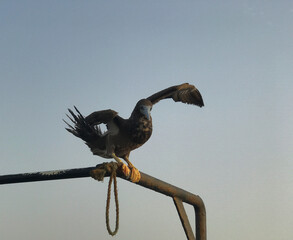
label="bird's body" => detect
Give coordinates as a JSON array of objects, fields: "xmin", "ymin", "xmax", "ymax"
[
  {"xmin": 90, "ymin": 110, "xmax": 152, "ymax": 159},
  {"xmin": 65, "ymin": 83, "xmax": 204, "ymax": 182}
]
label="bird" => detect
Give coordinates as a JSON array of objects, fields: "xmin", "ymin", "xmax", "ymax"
[{"xmin": 64, "ymin": 83, "xmax": 204, "ymax": 182}]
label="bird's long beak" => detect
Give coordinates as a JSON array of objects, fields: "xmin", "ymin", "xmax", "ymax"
[{"xmin": 141, "ymin": 106, "xmax": 151, "ymax": 120}]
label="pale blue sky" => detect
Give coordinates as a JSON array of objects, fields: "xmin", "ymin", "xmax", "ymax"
[{"xmin": 0, "ymin": 1, "xmax": 292, "ymax": 239}]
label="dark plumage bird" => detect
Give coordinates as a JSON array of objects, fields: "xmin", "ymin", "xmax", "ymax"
[{"xmin": 64, "ymin": 83, "xmax": 204, "ymax": 182}]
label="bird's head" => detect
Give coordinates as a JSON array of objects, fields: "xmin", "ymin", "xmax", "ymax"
[{"xmin": 131, "ymin": 99, "xmax": 153, "ymax": 120}]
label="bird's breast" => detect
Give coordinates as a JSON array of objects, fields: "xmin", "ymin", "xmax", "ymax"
[{"xmin": 131, "ymin": 118, "xmax": 152, "ymax": 144}]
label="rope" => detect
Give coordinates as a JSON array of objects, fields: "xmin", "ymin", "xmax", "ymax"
[
  {"xmin": 90, "ymin": 162, "xmax": 125, "ymax": 236},
  {"xmin": 105, "ymin": 166, "xmax": 119, "ymax": 236}
]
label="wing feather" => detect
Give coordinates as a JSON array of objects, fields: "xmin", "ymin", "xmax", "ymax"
[
  {"xmin": 147, "ymin": 83, "xmax": 204, "ymax": 107},
  {"xmin": 85, "ymin": 109, "xmax": 118, "ymax": 126}
]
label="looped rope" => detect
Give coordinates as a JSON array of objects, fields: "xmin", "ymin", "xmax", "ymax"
[
  {"xmin": 105, "ymin": 164, "xmax": 119, "ymax": 236},
  {"xmin": 90, "ymin": 162, "xmax": 120, "ymax": 236}
]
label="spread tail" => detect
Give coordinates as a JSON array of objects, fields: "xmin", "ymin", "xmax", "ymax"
[{"xmin": 64, "ymin": 106, "xmax": 103, "ymax": 142}]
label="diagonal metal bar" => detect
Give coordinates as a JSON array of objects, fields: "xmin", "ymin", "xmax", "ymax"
[
  {"xmin": 0, "ymin": 163, "xmax": 206, "ymax": 240},
  {"xmin": 173, "ymin": 197, "xmax": 195, "ymax": 240}
]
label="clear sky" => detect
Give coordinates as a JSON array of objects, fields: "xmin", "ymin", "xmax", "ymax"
[{"xmin": 0, "ymin": 1, "xmax": 292, "ymax": 239}]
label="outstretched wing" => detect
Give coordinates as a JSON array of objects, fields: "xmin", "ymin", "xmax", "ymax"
[
  {"xmin": 85, "ymin": 109, "xmax": 118, "ymax": 126},
  {"xmin": 147, "ymin": 83, "xmax": 204, "ymax": 107}
]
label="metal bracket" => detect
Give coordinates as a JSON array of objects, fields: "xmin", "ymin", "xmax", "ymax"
[{"xmin": 174, "ymin": 197, "xmax": 195, "ymax": 240}]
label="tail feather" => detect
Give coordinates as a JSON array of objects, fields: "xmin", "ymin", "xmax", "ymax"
[{"xmin": 64, "ymin": 107, "xmax": 102, "ymax": 142}]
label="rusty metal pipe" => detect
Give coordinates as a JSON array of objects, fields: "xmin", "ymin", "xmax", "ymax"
[
  {"xmin": 0, "ymin": 164, "xmax": 206, "ymax": 240},
  {"xmin": 127, "ymin": 172, "xmax": 206, "ymax": 240}
]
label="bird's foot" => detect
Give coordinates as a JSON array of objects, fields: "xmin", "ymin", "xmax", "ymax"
[
  {"xmin": 118, "ymin": 163, "xmax": 140, "ymax": 183},
  {"xmin": 119, "ymin": 163, "xmax": 131, "ymax": 178},
  {"xmin": 128, "ymin": 166, "xmax": 141, "ymax": 183},
  {"xmin": 111, "ymin": 153, "xmax": 141, "ymax": 183},
  {"xmin": 122, "ymin": 156, "xmax": 141, "ymax": 183}
]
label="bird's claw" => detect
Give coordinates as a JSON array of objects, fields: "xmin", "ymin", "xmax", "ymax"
[
  {"xmin": 119, "ymin": 163, "xmax": 141, "ymax": 183},
  {"xmin": 120, "ymin": 163, "xmax": 131, "ymax": 177},
  {"xmin": 129, "ymin": 166, "xmax": 141, "ymax": 183}
]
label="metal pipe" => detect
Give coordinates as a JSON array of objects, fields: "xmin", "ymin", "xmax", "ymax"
[
  {"xmin": 0, "ymin": 166, "xmax": 99, "ymax": 184},
  {"xmin": 173, "ymin": 197, "xmax": 195, "ymax": 240},
  {"xmin": 0, "ymin": 164, "xmax": 206, "ymax": 240},
  {"xmin": 127, "ymin": 172, "xmax": 206, "ymax": 240}
]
